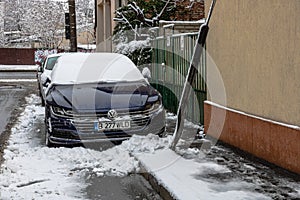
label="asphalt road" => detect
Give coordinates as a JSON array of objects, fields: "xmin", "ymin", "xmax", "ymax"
[
  {"xmin": 0, "ymin": 71, "xmax": 36, "ymax": 79},
  {"xmin": 0, "ymin": 70, "xmax": 37, "ymax": 139}
]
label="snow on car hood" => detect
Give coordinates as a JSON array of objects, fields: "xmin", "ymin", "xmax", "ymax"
[
  {"xmin": 46, "ymin": 82, "xmax": 156, "ymax": 112},
  {"xmin": 50, "ymin": 53, "xmax": 145, "ymax": 85}
]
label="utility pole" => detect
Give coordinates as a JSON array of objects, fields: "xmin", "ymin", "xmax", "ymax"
[
  {"xmin": 170, "ymin": 0, "xmax": 217, "ymax": 150},
  {"xmin": 68, "ymin": 0, "xmax": 77, "ymax": 52}
]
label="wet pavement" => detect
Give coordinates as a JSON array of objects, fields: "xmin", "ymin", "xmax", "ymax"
[
  {"xmin": 85, "ymin": 174, "xmax": 161, "ymax": 200},
  {"xmin": 202, "ymin": 143, "xmax": 300, "ymax": 199},
  {"xmin": 0, "ymin": 71, "xmax": 36, "ymax": 79}
]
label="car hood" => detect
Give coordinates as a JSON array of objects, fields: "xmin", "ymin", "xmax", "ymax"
[{"xmin": 46, "ymin": 82, "xmax": 158, "ymax": 112}]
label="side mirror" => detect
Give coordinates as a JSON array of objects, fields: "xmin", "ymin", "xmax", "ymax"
[
  {"xmin": 142, "ymin": 67, "xmax": 151, "ymax": 79},
  {"xmin": 42, "ymin": 76, "xmax": 51, "ymax": 87},
  {"xmin": 37, "ymin": 66, "xmax": 43, "ymax": 73}
]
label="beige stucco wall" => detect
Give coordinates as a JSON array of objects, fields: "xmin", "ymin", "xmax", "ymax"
[
  {"xmin": 206, "ymin": 0, "xmax": 300, "ymax": 126},
  {"xmin": 96, "ymin": 0, "xmax": 113, "ymax": 52},
  {"xmin": 96, "ymin": 0, "xmax": 127, "ymax": 52}
]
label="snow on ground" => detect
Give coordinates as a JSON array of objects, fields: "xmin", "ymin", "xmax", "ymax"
[
  {"xmin": 0, "ymin": 94, "xmax": 299, "ymax": 199},
  {"xmin": 136, "ymin": 149, "xmax": 271, "ymax": 200},
  {"xmin": 0, "ymin": 95, "xmax": 141, "ymax": 199},
  {"xmin": 166, "ymin": 112, "xmax": 203, "ymax": 130},
  {"xmin": 0, "ymin": 65, "xmax": 37, "ymax": 71}
]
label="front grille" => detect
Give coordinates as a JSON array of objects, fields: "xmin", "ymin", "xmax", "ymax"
[
  {"xmin": 59, "ymin": 106, "xmax": 158, "ymax": 119},
  {"xmin": 73, "ymin": 115, "xmax": 150, "ymax": 134}
]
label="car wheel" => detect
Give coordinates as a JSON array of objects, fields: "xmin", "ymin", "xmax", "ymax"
[{"xmin": 37, "ymin": 81, "xmax": 45, "ymax": 107}]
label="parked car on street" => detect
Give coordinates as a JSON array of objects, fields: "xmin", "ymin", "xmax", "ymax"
[
  {"xmin": 44, "ymin": 53, "xmax": 166, "ymax": 147},
  {"xmin": 37, "ymin": 53, "xmax": 62, "ymax": 105}
]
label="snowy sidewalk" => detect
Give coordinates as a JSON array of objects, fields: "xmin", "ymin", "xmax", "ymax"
[
  {"xmin": 136, "ymin": 149, "xmax": 271, "ymax": 200},
  {"xmin": 0, "ymin": 65, "xmax": 37, "ymax": 71}
]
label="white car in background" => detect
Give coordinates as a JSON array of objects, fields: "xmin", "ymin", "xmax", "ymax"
[{"xmin": 37, "ymin": 53, "xmax": 67, "ymax": 105}]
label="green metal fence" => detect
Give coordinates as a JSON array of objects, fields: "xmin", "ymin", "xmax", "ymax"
[{"xmin": 150, "ymin": 32, "xmax": 207, "ymax": 124}]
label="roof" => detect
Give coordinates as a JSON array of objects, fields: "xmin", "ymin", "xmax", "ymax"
[
  {"xmin": 50, "ymin": 53, "xmax": 145, "ymax": 85},
  {"xmin": 46, "ymin": 52, "xmax": 70, "ymax": 58}
]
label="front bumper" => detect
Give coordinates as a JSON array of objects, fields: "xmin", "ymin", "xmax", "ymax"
[{"xmin": 46, "ymin": 107, "xmax": 166, "ymax": 146}]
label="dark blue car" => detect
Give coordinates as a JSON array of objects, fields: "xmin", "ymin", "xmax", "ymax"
[{"xmin": 44, "ymin": 53, "xmax": 165, "ymax": 147}]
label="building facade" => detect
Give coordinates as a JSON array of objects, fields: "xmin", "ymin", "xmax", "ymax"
[
  {"xmin": 96, "ymin": 0, "xmax": 127, "ymax": 52},
  {"xmin": 204, "ymin": 0, "xmax": 300, "ymax": 174},
  {"xmin": 95, "ymin": 0, "xmax": 205, "ymax": 52}
]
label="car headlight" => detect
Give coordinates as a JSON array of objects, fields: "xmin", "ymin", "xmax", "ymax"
[
  {"xmin": 146, "ymin": 95, "xmax": 162, "ymax": 111},
  {"xmin": 52, "ymin": 106, "xmax": 65, "ymax": 116},
  {"xmin": 51, "ymin": 106, "xmax": 74, "ymax": 117}
]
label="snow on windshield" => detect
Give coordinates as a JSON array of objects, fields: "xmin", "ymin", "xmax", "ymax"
[{"xmin": 51, "ymin": 53, "xmax": 145, "ymax": 85}]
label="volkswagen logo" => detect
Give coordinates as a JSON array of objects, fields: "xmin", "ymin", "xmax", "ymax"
[{"xmin": 107, "ymin": 109, "xmax": 118, "ymax": 119}]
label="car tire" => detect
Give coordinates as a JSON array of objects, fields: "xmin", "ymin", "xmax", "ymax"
[
  {"xmin": 37, "ymin": 80, "xmax": 45, "ymax": 107},
  {"xmin": 40, "ymin": 91, "xmax": 45, "ymax": 107}
]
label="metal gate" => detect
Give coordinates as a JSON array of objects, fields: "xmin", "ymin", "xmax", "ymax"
[{"xmin": 150, "ymin": 32, "xmax": 207, "ymax": 124}]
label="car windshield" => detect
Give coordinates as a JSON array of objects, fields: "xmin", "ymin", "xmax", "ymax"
[{"xmin": 45, "ymin": 56, "xmax": 59, "ymax": 70}]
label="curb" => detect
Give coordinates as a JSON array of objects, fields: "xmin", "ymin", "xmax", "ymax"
[{"xmin": 139, "ymin": 165, "xmax": 175, "ymax": 200}]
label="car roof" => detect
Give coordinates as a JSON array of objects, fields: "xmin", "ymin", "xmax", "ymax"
[
  {"xmin": 46, "ymin": 53, "xmax": 61, "ymax": 58},
  {"xmin": 51, "ymin": 53, "xmax": 145, "ymax": 85},
  {"xmin": 46, "ymin": 52, "xmax": 70, "ymax": 59}
]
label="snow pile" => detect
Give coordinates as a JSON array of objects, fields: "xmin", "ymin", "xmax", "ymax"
[
  {"xmin": 120, "ymin": 134, "xmax": 172, "ymax": 154},
  {"xmin": 0, "ymin": 96, "xmax": 85, "ymax": 200},
  {"xmin": 0, "ymin": 95, "xmax": 145, "ymax": 199},
  {"xmin": 67, "ymin": 147, "xmax": 139, "ymax": 177},
  {"xmin": 0, "ymin": 95, "xmax": 175, "ymax": 199},
  {"xmin": 166, "ymin": 112, "xmax": 203, "ymax": 130}
]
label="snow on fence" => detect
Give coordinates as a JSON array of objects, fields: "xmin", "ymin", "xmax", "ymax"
[{"xmin": 151, "ymin": 31, "xmax": 207, "ymax": 124}]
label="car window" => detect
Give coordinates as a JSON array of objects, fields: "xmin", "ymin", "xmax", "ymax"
[{"xmin": 45, "ymin": 56, "xmax": 60, "ymax": 70}]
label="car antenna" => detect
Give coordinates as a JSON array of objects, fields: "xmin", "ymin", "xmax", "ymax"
[{"xmin": 170, "ymin": 0, "xmax": 217, "ymax": 150}]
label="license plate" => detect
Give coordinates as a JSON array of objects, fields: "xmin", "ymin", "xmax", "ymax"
[{"xmin": 96, "ymin": 121, "xmax": 131, "ymax": 131}]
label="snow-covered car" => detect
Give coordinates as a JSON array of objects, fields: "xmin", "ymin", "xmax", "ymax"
[
  {"xmin": 37, "ymin": 53, "xmax": 62, "ymax": 105},
  {"xmin": 44, "ymin": 53, "xmax": 166, "ymax": 147}
]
